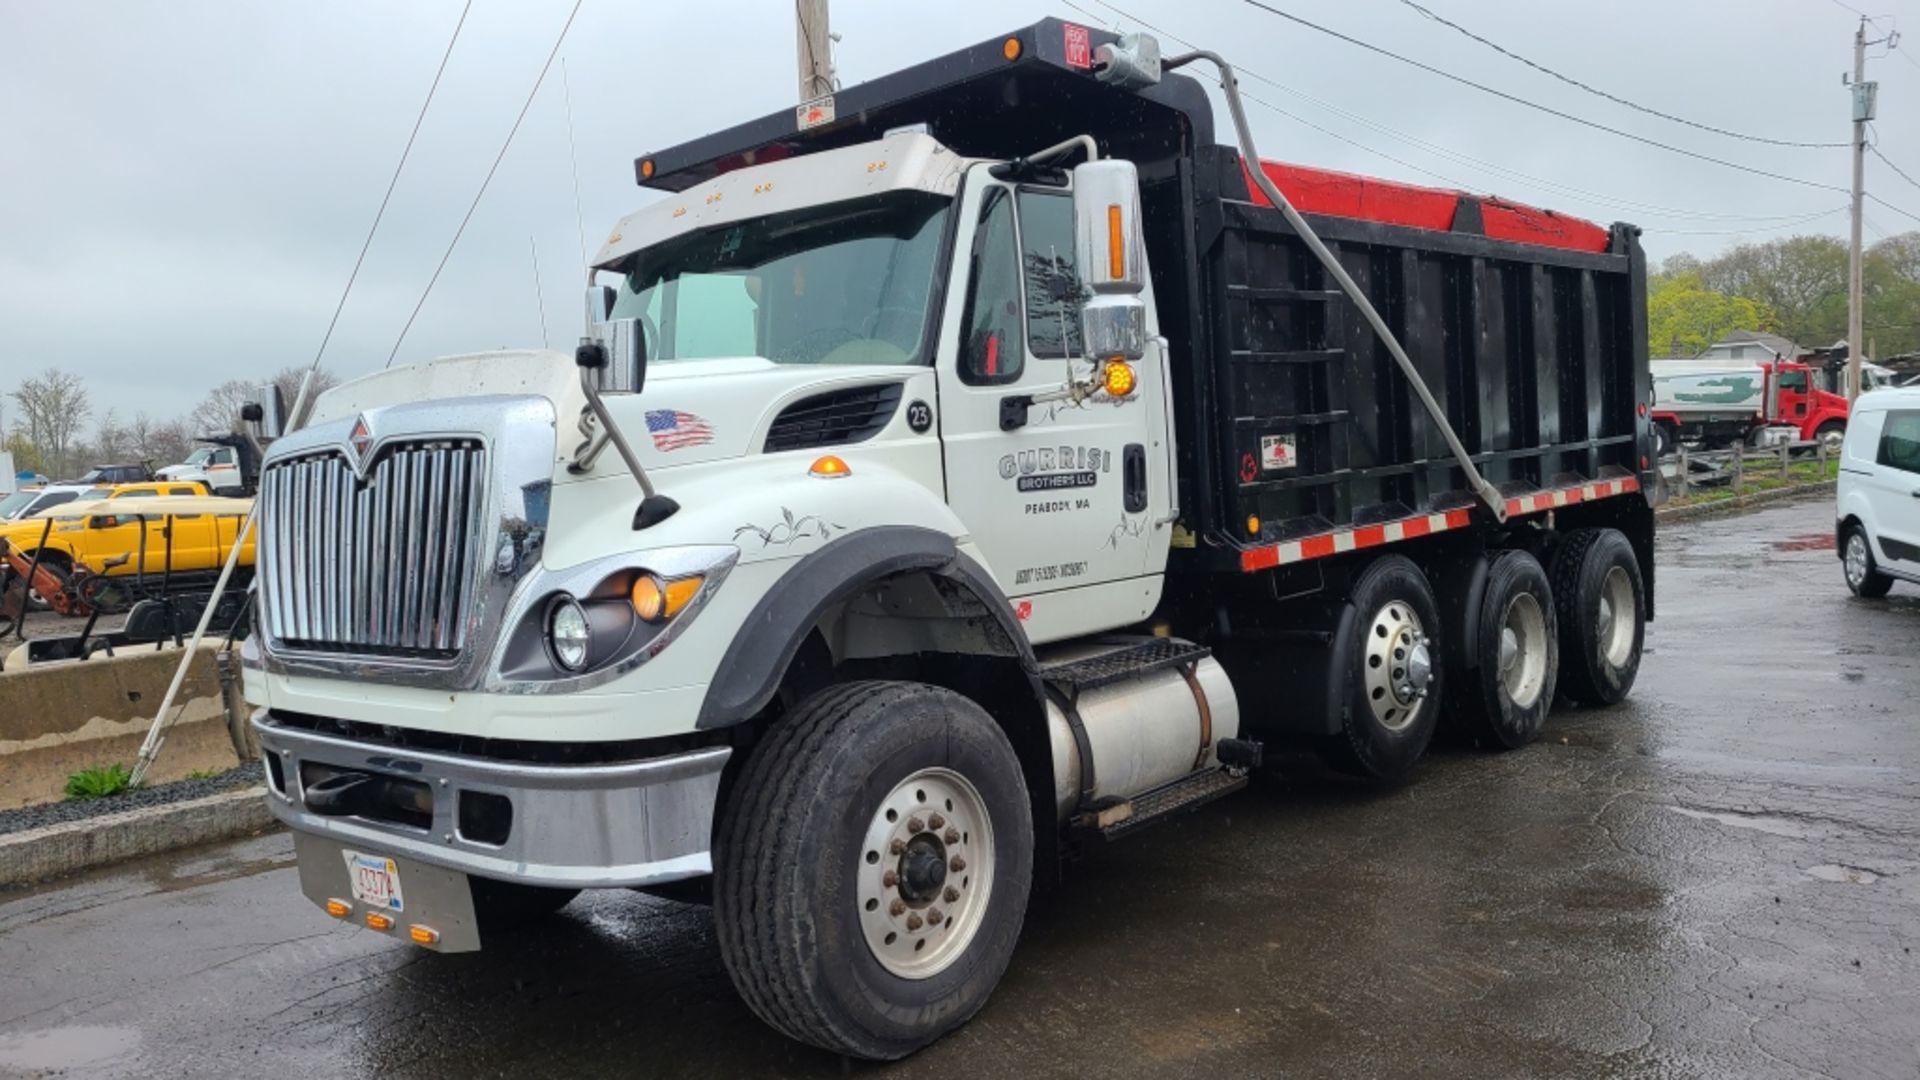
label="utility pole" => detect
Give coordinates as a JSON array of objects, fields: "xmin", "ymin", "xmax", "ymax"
[
  {"xmin": 796, "ymin": 0, "xmax": 834, "ymax": 103},
  {"xmin": 1847, "ymin": 18, "xmax": 1870, "ymax": 401}
]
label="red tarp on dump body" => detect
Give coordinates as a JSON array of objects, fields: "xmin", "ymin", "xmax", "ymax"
[{"xmin": 1243, "ymin": 159, "xmax": 1611, "ymax": 255}]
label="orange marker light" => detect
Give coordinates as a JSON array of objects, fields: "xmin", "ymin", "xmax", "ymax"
[
  {"xmin": 1003, "ymin": 36, "xmax": 1022, "ymax": 61},
  {"xmin": 408, "ymin": 925, "xmax": 441, "ymax": 946},
  {"xmin": 810, "ymin": 455, "xmax": 851, "ymax": 479},
  {"xmin": 365, "ymin": 912, "xmax": 395, "ymax": 931},
  {"xmin": 640, "ymin": 158, "xmax": 656, "ymax": 179},
  {"xmin": 1103, "ymin": 359, "xmax": 1137, "ymax": 398},
  {"xmin": 1247, "ymin": 516, "xmax": 1261, "ymax": 535},
  {"xmin": 662, "ymin": 576, "xmax": 703, "ymax": 618},
  {"xmin": 1107, "ymin": 204, "xmax": 1126, "ymax": 280},
  {"xmin": 324, "ymin": 898, "xmax": 351, "ymax": 919}
]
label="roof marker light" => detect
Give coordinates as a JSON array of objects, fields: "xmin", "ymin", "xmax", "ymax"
[{"xmin": 1003, "ymin": 37, "xmax": 1023, "ymax": 61}]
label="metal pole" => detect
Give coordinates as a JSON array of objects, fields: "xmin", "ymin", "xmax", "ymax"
[
  {"xmin": 1677, "ymin": 445, "xmax": 1689, "ymax": 499},
  {"xmin": 796, "ymin": 0, "xmax": 833, "ymax": 102},
  {"xmin": 1847, "ymin": 19, "xmax": 1868, "ymax": 401}
]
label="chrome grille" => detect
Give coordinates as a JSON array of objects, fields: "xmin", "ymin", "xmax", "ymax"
[{"xmin": 259, "ymin": 439, "xmax": 488, "ymax": 659}]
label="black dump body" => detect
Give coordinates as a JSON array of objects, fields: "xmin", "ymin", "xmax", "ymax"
[{"xmin": 641, "ymin": 18, "xmax": 1653, "ymax": 572}]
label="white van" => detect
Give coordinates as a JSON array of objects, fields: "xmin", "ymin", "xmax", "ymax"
[{"xmin": 1837, "ymin": 386, "xmax": 1920, "ymax": 596}]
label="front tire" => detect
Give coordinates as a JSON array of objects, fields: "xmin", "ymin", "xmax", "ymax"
[
  {"xmin": 1455, "ymin": 551, "xmax": 1558, "ymax": 750},
  {"xmin": 715, "ymin": 681, "xmax": 1033, "ymax": 1060},
  {"xmin": 1325, "ymin": 555, "xmax": 1443, "ymax": 782},
  {"xmin": 1842, "ymin": 525, "xmax": 1894, "ymax": 598},
  {"xmin": 1816, "ymin": 421, "xmax": 1846, "ymax": 457},
  {"xmin": 1551, "ymin": 529, "xmax": 1644, "ymax": 706}
]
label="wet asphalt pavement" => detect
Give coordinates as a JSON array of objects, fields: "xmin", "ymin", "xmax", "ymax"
[{"xmin": 2, "ymin": 494, "xmax": 1916, "ymax": 1079}]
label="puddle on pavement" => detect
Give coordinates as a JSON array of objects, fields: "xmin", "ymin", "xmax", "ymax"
[
  {"xmin": 1773, "ymin": 533, "xmax": 1836, "ymax": 552},
  {"xmin": 1665, "ymin": 805, "xmax": 1817, "ymax": 839},
  {"xmin": 1804, "ymin": 864, "xmax": 1881, "ymax": 884},
  {"xmin": 0, "ymin": 1026, "xmax": 140, "ymax": 1070}
]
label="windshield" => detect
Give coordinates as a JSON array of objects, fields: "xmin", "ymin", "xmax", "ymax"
[
  {"xmin": 183, "ymin": 448, "xmax": 213, "ymax": 467},
  {"xmin": 0, "ymin": 492, "xmax": 34, "ymax": 519},
  {"xmin": 612, "ymin": 192, "xmax": 951, "ymax": 366}
]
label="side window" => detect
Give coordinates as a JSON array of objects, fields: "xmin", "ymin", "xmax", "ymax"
[
  {"xmin": 1016, "ymin": 190, "xmax": 1084, "ymax": 359},
  {"xmin": 1777, "ymin": 370, "xmax": 1807, "ymax": 392},
  {"xmin": 959, "ymin": 188, "xmax": 1023, "ymax": 385},
  {"xmin": 169, "ymin": 487, "xmax": 196, "ymax": 497},
  {"xmin": 1879, "ymin": 411, "xmax": 1920, "ymax": 474},
  {"xmin": 120, "ymin": 487, "xmax": 157, "ymax": 498}
]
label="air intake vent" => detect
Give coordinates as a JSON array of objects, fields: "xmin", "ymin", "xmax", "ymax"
[{"xmin": 764, "ymin": 383, "xmax": 904, "ymax": 453}]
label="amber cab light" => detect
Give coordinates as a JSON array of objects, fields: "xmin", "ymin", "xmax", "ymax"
[
  {"xmin": 810, "ymin": 454, "xmax": 851, "ymax": 478},
  {"xmin": 1002, "ymin": 36, "xmax": 1022, "ymax": 61}
]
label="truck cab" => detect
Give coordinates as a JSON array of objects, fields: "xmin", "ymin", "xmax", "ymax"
[{"xmin": 246, "ymin": 20, "xmax": 1655, "ymax": 1061}]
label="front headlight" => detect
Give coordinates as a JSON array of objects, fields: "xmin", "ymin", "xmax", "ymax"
[
  {"xmin": 547, "ymin": 596, "xmax": 592, "ymax": 671},
  {"xmin": 491, "ymin": 544, "xmax": 739, "ymax": 690}
]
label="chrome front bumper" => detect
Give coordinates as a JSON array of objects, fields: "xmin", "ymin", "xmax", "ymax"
[{"xmin": 253, "ymin": 711, "xmax": 729, "ymax": 889}]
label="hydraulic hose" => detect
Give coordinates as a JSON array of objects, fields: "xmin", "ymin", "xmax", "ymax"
[{"xmin": 1165, "ymin": 49, "xmax": 1507, "ymax": 522}]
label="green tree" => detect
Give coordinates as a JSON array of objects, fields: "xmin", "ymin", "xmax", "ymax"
[
  {"xmin": 1699, "ymin": 235, "xmax": 1849, "ymax": 347},
  {"xmin": 1647, "ymin": 272, "xmax": 1774, "ymax": 357}
]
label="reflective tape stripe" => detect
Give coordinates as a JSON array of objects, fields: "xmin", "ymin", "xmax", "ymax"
[{"xmin": 1239, "ymin": 476, "xmax": 1641, "ymax": 573}]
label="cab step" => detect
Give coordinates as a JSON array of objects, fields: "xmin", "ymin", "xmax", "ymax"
[
  {"xmin": 1079, "ymin": 765, "xmax": 1248, "ymax": 841},
  {"xmin": 1038, "ymin": 638, "xmax": 1211, "ymax": 692}
]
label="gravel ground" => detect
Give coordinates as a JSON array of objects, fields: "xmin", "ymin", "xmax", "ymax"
[{"xmin": 0, "ymin": 762, "xmax": 261, "ymax": 837}]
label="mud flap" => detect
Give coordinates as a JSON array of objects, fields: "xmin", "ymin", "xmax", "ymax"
[{"xmin": 293, "ymin": 831, "xmax": 482, "ymax": 953}]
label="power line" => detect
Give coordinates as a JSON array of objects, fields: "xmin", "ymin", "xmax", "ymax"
[
  {"xmin": 1644, "ymin": 206, "xmax": 1849, "ymax": 236},
  {"xmin": 1866, "ymin": 191, "xmax": 1920, "ymax": 225},
  {"xmin": 1069, "ymin": 0, "xmax": 1842, "ymax": 226},
  {"xmin": 305, "ymin": 0, "xmax": 471, "ymax": 374},
  {"xmin": 387, "ymin": 0, "xmax": 588, "ymax": 369},
  {"xmin": 1869, "ymin": 144, "xmax": 1920, "ymax": 195},
  {"xmin": 1397, "ymin": 0, "xmax": 1845, "ymax": 148},
  {"xmin": 1238, "ymin": 0, "xmax": 1849, "ymax": 194}
]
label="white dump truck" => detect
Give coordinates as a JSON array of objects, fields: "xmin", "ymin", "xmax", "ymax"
[{"xmin": 248, "ymin": 22, "xmax": 1656, "ymax": 1059}]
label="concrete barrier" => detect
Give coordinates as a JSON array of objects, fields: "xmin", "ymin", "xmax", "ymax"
[{"xmin": 0, "ymin": 644, "xmax": 244, "ymax": 809}]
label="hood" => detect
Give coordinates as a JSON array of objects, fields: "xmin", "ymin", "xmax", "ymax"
[{"xmin": 592, "ymin": 358, "xmax": 914, "ymax": 474}]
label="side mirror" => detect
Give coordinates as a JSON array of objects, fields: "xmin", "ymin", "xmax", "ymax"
[
  {"xmin": 583, "ymin": 285, "xmax": 647, "ymax": 393},
  {"xmin": 244, "ymin": 383, "xmax": 286, "ymax": 440},
  {"xmin": 1071, "ymin": 159, "xmax": 1149, "ymax": 361}
]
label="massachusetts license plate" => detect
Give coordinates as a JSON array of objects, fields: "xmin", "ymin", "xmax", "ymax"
[{"xmin": 344, "ymin": 850, "xmax": 405, "ymax": 912}]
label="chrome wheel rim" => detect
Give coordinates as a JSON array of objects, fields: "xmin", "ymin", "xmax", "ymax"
[
  {"xmin": 1597, "ymin": 566, "xmax": 1636, "ymax": 667},
  {"xmin": 1363, "ymin": 600, "xmax": 1432, "ymax": 732},
  {"xmin": 1498, "ymin": 592, "xmax": 1549, "ymax": 708},
  {"xmin": 1822, "ymin": 428, "xmax": 1845, "ymax": 455},
  {"xmin": 1844, "ymin": 533, "xmax": 1870, "ymax": 589},
  {"xmin": 858, "ymin": 767, "xmax": 994, "ymax": 980}
]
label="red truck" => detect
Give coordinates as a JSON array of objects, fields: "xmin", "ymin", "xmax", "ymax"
[{"xmin": 1650, "ymin": 358, "xmax": 1848, "ymax": 455}]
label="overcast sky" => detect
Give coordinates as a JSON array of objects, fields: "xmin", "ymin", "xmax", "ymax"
[{"xmin": 3, "ymin": 0, "xmax": 1916, "ymax": 431}]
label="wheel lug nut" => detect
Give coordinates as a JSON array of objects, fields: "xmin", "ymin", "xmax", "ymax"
[
  {"xmin": 928, "ymin": 813, "xmax": 945, "ymax": 830},
  {"xmin": 889, "ymin": 838, "xmax": 906, "ymax": 855},
  {"xmin": 890, "ymin": 899, "xmax": 906, "ymax": 917},
  {"xmin": 927, "ymin": 908, "xmax": 943, "ymax": 925},
  {"xmin": 944, "ymin": 828, "xmax": 960, "ymax": 845},
  {"xmin": 882, "ymin": 870, "xmax": 898, "ymax": 888},
  {"xmin": 944, "ymin": 886, "xmax": 960, "ymax": 902},
  {"xmin": 906, "ymin": 914, "xmax": 923, "ymax": 930},
  {"xmin": 907, "ymin": 816, "xmax": 924, "ymax": 833},
  {"xmin": 949, "ymin": 857, "xmax": 966, "ymax": 872}
]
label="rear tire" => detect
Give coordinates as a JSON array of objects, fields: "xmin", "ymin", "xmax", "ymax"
[
  {"xmin": 714, "ymin": 681, "xmax": 1033, "ymax": 1060},
  {"xmin": 1551, "ymin": 529, "xmax": 1644, "ymax": 706},
  {"xmin": 1842, "ymin": 525, "xmax": 1894, "ymax": 599},
  {"xmin": 1324, "ymin": 555, "xmax": 1442, "ymax": 782},
  {"xmin": 1454, "ymin": 551, "xmax": 1558, "ymax": 750}
]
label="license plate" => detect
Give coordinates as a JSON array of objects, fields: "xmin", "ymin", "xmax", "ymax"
[{"xmin": 343, "ymin": 850, "xmax": 405, "ymax": 912}]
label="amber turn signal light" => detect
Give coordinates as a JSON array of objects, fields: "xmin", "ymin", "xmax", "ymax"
[
  {"xmin": 365, "ymin": 912, "xmax": 395, "ymax": 931},
  {"xmin": 1102, "ymin": 358, "xmax": 1137, "ymax": 398},
  {"xmin": 631, "ymin": 573, "xmax": 704, "ymax": 623}
]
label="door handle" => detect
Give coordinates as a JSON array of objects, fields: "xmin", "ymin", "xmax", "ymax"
[
  {"xmin": 1123, "ymin": 444, "xmax": 1148, "ymax": 512},
  {"xmin": 999, "ymin": 395, "xmax": 1031, "ymax": 431}
]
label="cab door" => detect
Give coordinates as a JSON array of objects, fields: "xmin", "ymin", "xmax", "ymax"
[
  {"xmin": 1869, "ymin": 409, "xmax": 1920, "ymax": 574},
  {"xmin": 932, "ymin": 166, "xmax": 1171, "ymax": 643}
]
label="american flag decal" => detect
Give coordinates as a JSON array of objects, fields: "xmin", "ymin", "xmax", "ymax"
[{"xmin": 645, "ymin": 409, "xmax": 714, "ymax": 451}]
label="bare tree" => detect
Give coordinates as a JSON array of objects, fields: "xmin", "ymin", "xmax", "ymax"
[
  {"xmin": 188, "ymin": 380, "xmax": 259, "ymax": 436},
  {"xmin": 273, "ymin": 366, "xmax": 340, "ymax": 414},
  {"xmin": 10, "ymin": 368, "xmax": 92, "ymax": 478},
  {"xmin": 92, "ymin": 409, "xmax": 132, "ymax": 463}
]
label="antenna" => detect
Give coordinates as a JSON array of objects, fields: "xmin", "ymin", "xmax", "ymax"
[
  {"xmin": 530, "ymin": 234, "xmax": 551, "ymax": 349},
  {"xmin": 561, "ymin": 56, "xmax": 592, "ymax": 330}
]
